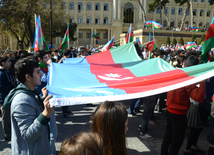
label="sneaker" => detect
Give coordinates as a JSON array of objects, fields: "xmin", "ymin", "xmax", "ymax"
[
  {"xmin": 139, "ymin": 132, "xmax": 154, "ymax": 140},
  {"xmin": 138, "ymin": 124, "xmax": 141, "ymax": 131},
  {"xmin": 128, "ymin": 112, "xmax": 138, "ymax": 117}
]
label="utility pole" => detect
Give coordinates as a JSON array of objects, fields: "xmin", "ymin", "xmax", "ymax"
[{"xmin": 50, "ymin": 0, "xmax": 52, "ymax": 48}]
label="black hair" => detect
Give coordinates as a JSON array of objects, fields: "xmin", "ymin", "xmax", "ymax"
[
  {"xmin": 0, "ymin": 55, "xmax": 9, "ymax": 66},
  {"xmin": 153, "ymin": 49, "xmax": 164, "ymax": 57},
  {"xmin": 185, "ymin": 55, "xmax": 199, "ymax": 67},
  {"xmin": 14, "ymin": 58, "xmax": 39, "ymax": 83},
  {"xmin": 63, "ymin": 49, "xmax": 71, "ymax": 56},
  {"xmin": 20, "ymin": 51, "xmax": 32, "ymax": 59},
  {"xmin": 33, "ymin": 50, "xmax": 49, "ymax": 62}
]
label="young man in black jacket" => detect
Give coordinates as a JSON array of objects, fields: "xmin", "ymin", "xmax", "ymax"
[{"xmin": 0, "ymin": 55, "xmax": 15, "ymax": 140}]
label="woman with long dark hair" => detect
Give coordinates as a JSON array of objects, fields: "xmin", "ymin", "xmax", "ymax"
[{"xmin": 92, "ymin": 101, "xmax": 128, "ymax": 155}]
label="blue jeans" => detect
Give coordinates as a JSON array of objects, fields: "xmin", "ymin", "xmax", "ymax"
[
  {"xmin": 128, "ymin": 99, "xmax": 140, "ymax": 114},
  {"xmin": 49, "ymin": 107, "xmax": 58, "ymax": 155},
  {"xmin": 141, "ymin": 96, "xmax": 158, "ymax": 134}
]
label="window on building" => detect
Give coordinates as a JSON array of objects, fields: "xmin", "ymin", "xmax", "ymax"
[
  {"xmin": 163, "ymin": 20, "xmax": 167, "ymax": 27},
  {"xmin": 103, "ymin": 31, "xmax": 108, "ymax": 39},
  {"xmin": 79, "ymin": 31, "xmax": 83, "ymax": 38},
  {"xmin": 44, "ymin": 2, "xmax": 47, "ymax": 9},
  {"xmin": 78, "ymin": 17, "xmax": 83, "ymax": 24},
  {"xmin": 199, "ymin": 22, "xmax": 203, "ymax": 27},
  {"xmin": 171, "ymin": 21, "xmax": 174, "ymax": 27},
  {"xmin": 194, "ymin": 0, "xmax": 197, "ymax": 2},
  {"xmin": 207, "ymin": 10, "xmax": 210, "ymax": 17},
  {"xmin": 164, "ymin": 7, "xmax": 168, "ymax": 14},
  {"xmin": 104, "ymin": 3, "xmax": 108, "ymax": 11},
  {"xmin": 206, "ymin": 23, "xmax": 210, "ymax": 29},
  {"xmin": 70, "ymin": 17, "xmax": 74, "ymax": 23},
  {"xmin": 96, "ymin": 31, "xmax": 100, "ymax": 36},
  {"xmin": 178, "ymin": 21, "xmax": 181, "ymax": 27},
  {"xmin": 149, "ymin": 10, "xmax": 153, "ymax": 13},
  {"xmin": 156, "ymin": 7, "xmax": 160, "ymax": 13},
  {"xmin": 86, "ymin": 31, "xmax": 91, "ymax": 38},
  {"xmin": 87, "ymin": 17, "xmax": 91, "ymax": 24},
  {"xmin": 104, "ymin": 17, "xmax": 108, "ymax": 24},
  {"xmin": 171, "ymin": 8, "xmax": 175, "ymax": 14},
  {"xmin": 87, "ymin": 3, "xmax": 91, "ymax": 10},
  {"xmin": 208, "ymin": 0, "xmax": 211, "ymax": 2},
  {"xmin": 178, "ymin": 8, "xmax": 182, "ymax": 15},
  {"xmin": 61, "ymin": 2, "xmax": 65, "ymax": 9},
  {"xmin": 193, "ymin": 9, "xmax": 197, "ymax": 16},
  {"xmin": 185, "ymin": 21, "xmax": 189, "ymax": 26},
  {"xmin": 201, "ymin": 0, "xmax": 204, "ymax": 2},
  {"xmin": 123, "ymin": 2, "xmax": 134, "ymax": 23},
  {"xmin": 70, "ymin": 2, "xmax": 74, "ymax": 10},
  {"xmin": 95, "ymin": 17, "xmax": 100, "ymax": 24},
  {"xmin": 95, "ymin": 3, "xmax": 100, "ymax": 10},
  {"xmin": 200, "ymin": 10, "xmax": 203, "ymax": 16},
  {"xmin": 193, "ymin": 22, "xmax": 196, "ymax": 26},
  {"xmin": 78, "ymin": 3, "xmax": 83, "ymax": 12}
]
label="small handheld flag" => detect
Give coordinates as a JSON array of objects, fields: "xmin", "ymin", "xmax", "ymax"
[
  {"xmin": 126, "ymin": 24, "xmax": 133, "ymax": 43},
  {"xmin": 100, "ymin": 36, "xmax": 114, "ymax": 52},
  {"xmin": 92, "ymin": 33, "xmax": 100, "ymax": 39},
  {"xmin": 59, "ymin": 23, "xmax": 69, "ymax": 52},
  {"xmin": 3, "ymin": 48, "xmax": 9, "ymax": 54}
]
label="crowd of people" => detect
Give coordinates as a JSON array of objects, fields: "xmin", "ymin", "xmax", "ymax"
[{"xmin": 0, "ymin": 41, "xmax": 214, "ymax": 155}]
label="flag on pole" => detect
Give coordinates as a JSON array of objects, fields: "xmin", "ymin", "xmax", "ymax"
[
  {"xmin": 3, "ymin": 48, "xmax": 9, "ymax": 54},
  {"xmin": 190, "ymin": 27, "xmax": 199, "ymax": 32},
  {"xmin": 153, "ymin": 21, "xmax": 163, "ymax": 29},
  {"xmin": 126, "ymin": 24, "xmax": 133, "ymax": 43},
  {"xmin": 92, "ymin": 33, "xmax": 100, "ymax": 39},
  {"xmin": 146, "ymin": 41, "xmax": 155, "ymax": 52},
  {"xmin": 27, "ymin": 47, "xmax": 31, "ymax": 53},
  {"xmin": 136, "ymin": 38, "xmax": 142, "ymax": 47},
  {"xmin": 146, "ymin": 21, "xmax": 153, "ymax": 27},
  {"xmin": 149, "ymin": 33, "xmax": 156, "ymax": 50},
  {"xmin": 100, "ymin": 36, "xmax": 114, "ymax": 52},
  {"xmin": 201, "ymin": 17, "xmax": 214, "ymax": 62},
  {"xmin": 59, "ymin": 23, "xmax": 69, "ymax": 52}
]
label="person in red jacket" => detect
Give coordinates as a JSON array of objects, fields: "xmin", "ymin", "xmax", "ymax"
[{"xmin": 161, "ymin": 55, "xmax": 206, "ymax": 155}]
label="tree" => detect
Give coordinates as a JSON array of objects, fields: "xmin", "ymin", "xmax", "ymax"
[
  {"xmin": 192, "ymin": 34, "xmax": 196, "ymax": 43},
  {"xmin": 0, "ymin": 0, "xmax": 75, "ymax": 49},
  {"xmin": 172, "ymin": 38, "xmax": 177, "ymax": 45},
  {"xmin": 148, "ymin": 0, "xmax": 170, "ymax": 28},
  {"xmin": 138, "ymin": 0, "xmax": 147, "ymax": 29},
  {"xmin": 199, "ymin": 34, "xmax": 206, "ymax": 44},
  {"xmin": 178, "ymin": 37, "xmax": 184, "ymax": 45},
  {"xmin": 166, "ymin": 36, "xmax": 170, "ymax": 45}
]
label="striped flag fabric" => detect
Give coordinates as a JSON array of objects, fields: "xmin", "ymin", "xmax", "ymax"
[
  {"xmin": 146, "ymin": 21, "xmax": 153, "ymax": 27},
  {"xmin": 185, "ymin": 42, "xmax": 197, "ymax": 50},
  {"xmin": 136, "ymin": 38, "xmax": 142, "ymax": 47},
  {"xmin": 201, "ymin": 17, "xmax": 214, "ymax": 62},
  {"xmin": 153, "ymin": 21, "xmax": 162, "ymax": 29},
  {"xmin": 100, "ymin": 36, "xmax": 114, "ymax": 52},
  {"xmin": 126, "ymin": 24, "xmax": 133, "ymax": 43},
  {"xmin": 3, "ymin": 48, "xmax": 9, "ymax": 54},
  {"xmin": 27, "ymin": 47, "xmax": 31, "ymax": 53},
  {"xmin": 146, "ymin": 41, "xmax": 154, "ymax": 52},
  {"xmin": 59, "ymin": 23, "xmax": 69, "ymax": 52},
  {"xmin": 190, "ymin": 27, "xmax": 199, "ymax": 32},
  {"xmin": 92, "ymin": 33, "xmax": 100, "ymax": 39},
  {"xmin": 149, "ymin": 33, "xmax": 156, "ymax": 50},
  {"xmin": 46, "ymin": 42, "xmax": 214, "ymax": 106}
]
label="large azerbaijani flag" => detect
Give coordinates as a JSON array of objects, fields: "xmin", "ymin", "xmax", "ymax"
[
  {"xmin": 59, "ymin": 23, "xmax": 69, "ymax": 52},
  {"xmin": 201, "ymin": 17, "xmax": 214, "ymax": 62},
  {"xmin": 185, "ymin": 42, "xmax": 197, "ymax": 50},
  {"xmin": 47, "ymin": 42, "xmax": 214, "ymax": 106},
  {"xmin": 126, "ymin": 24, "xmax": 133, "ymax": 43}
]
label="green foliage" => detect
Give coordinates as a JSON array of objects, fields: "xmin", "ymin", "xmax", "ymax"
[
  {"xmin": 192, "ymin": 34, "xmax": 196, "ymax": 42},
  {"xmin": 0, "ymin": 0, "xmax": 75, "ymax": 49},
  {"xmin": 148, "ymin": 0, "xmax": 170, "ymax": 12},
  {"xmin": 209, "ymin": 0, "xmax": 214, "ymax": 5},
  {"xmin": 166, "ymin": 36, "xmax": 170, "ymax": 45},
  {"xmin": 173, "ymin": 0, "xmax": 188, "ymax": 6},
  {"xmin": 199, "ymin": 34, "xmax": 206, "ymax": 44},
  {"xmin": 178, "ymin": 37, "xmax": 184, "ymax": 45},
  {"xmin": 172, "ymin": 38, "xmax": 177, "ymax": 45}
]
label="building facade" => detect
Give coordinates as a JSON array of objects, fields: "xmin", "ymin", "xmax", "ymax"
[{"xmin": 56, "ymin": 0, "xmax": 213, "ymax": 47}]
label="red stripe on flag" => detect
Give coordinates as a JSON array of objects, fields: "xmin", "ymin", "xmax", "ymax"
[
  {"xmin": 204, "ymin": 23, "xmax": 214, "ymax": 41},
  {"xmin": 88, "ymin": 54, "xmax": 194, "ymax": 94}
]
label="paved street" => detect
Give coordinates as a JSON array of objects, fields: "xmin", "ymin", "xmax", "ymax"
[{"xmin": 0, "ymin": 100, "xmax": 210, "ymax": 155}]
